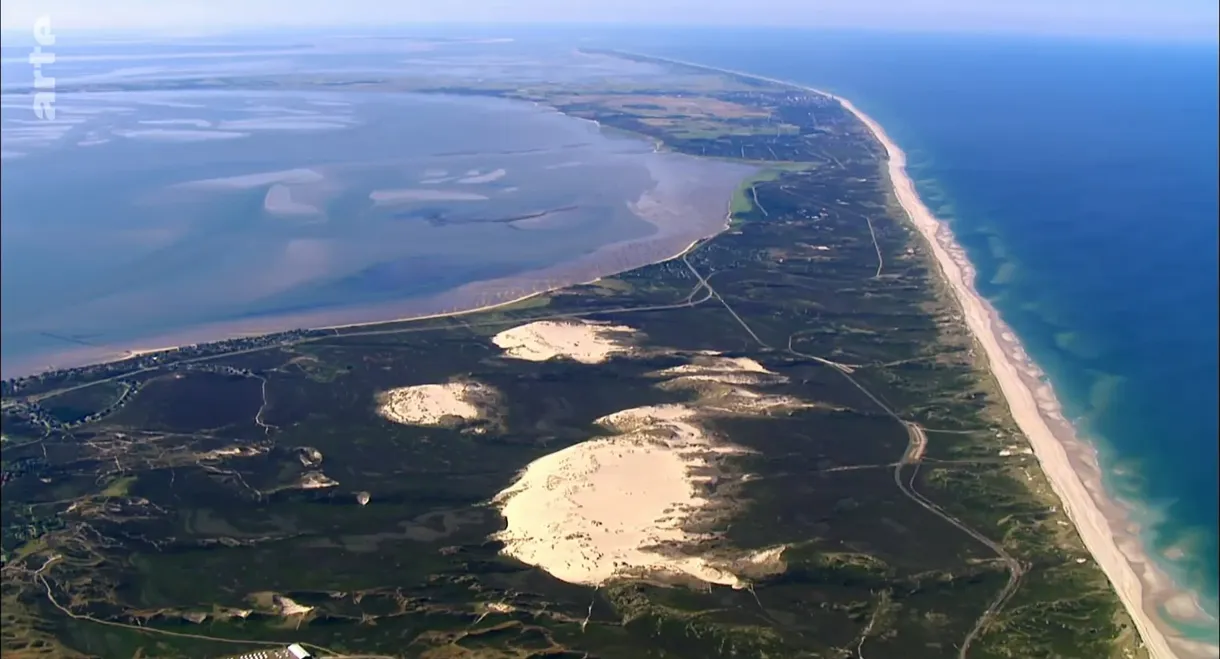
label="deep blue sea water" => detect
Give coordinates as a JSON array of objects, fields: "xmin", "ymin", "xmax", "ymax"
[{"xmin": 601, "ymin": 28, "xmax": 1219, "ymax": 638}]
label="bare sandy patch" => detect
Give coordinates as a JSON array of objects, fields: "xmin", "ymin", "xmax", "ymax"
[
  {"xmin": 493, "ymin": 404, "xmax": 748, "ymax": 587},
  {"xmin": 298, "ymin": 472, "xmax": 338, "ymax": 489},
  {"xmin": 490, "ymin": 336, "xmax": 816, "ymax": 589},
  {"xmin": 377, "ymin": 381, "xmax": 494, "ymax": 426},
  {"xmin": 456, "ymin": 168, "xmax": 507, "ymax": 184},
  {"xmin": 654, "ymin": 354, "xmax": 787, "ymax": 387},
  {"xmin": 492, "ymin": 320, "xmax": 637, "ymax": 364},
  {"xmin": 264, "ymin": 183, "xmax": 321, "ymax": 216},
  {"xmin": 249, "ymin": 592, "xmax": 314, "ymax": 618},
  {"xmin": 699, "ymin": 388, "xmax": 811, "ymax": 416}
]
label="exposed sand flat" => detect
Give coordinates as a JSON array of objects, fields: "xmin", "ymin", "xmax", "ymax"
[
  {"xmin": 456, "ymin": 168, "xmax": 508, "ymax": 184},
  {"xmin": 377, "ymin": 381, "xmax": 493, "ymax": 426},
  {"xmin": 177, "ymin": 167, "xmax": 323, "ymax": 190},
  {"xmin": 492, "ymin": 320, "xmax": 637, "ymax": 364},
  {"xmin": 493, "ymin": 405, "xmax": 747, "ymax": 587},
  {"xmin": 368, "ymin": 188, "xmax": 489, "ymax": 203},
  {"xmin": 264, "ymin": 184, "xmax": 320, "ymax": 216}
]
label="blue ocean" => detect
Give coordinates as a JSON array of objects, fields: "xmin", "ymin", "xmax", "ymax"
[{"xmin": 608, "ymin": 28, "xmax": 1219, "ymax": 638}]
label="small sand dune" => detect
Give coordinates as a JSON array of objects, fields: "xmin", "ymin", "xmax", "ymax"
[
  {"xmin": 492, "ymin": 320, "xmax": 637, "ymax": 364},
  {"xmin": 298, "ymin": 472, "xmax": 338, "ymax": 489},
  {"xmin": 654, "ymin": 354, "xmax": 786, "ymax": 386},
  {"xmin": 377, "ymin": 381, "xmax": 493, "ymax": 426}
]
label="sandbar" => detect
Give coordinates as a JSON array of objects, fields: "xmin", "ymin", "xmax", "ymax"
[
  {"xmin": 368, "ymin": 188, "xmax": 489, "ymax": 203},
  {"xmin": 456, "ymin": 168, "xmax": 508, "ymax": 184}
]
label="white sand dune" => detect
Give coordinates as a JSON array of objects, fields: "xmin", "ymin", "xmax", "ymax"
[
  {"xmin": 492, "ymin": 320, "xmax": 637, "ymax": 364},
  {"xmin": 493, "ymin": 350, "xmax": 805, "ymax": 588},
  {"xmin": 654, "ymin": 355, "xmax": 786, "ymax": 387},
  {"xmin": 298, "ymin": 472, "xmax": 338, "ymax": 489},
  {"xmin": 493, "ymin": 405, "xmax": 747, "ymax": 587},
  {"xmin": 377, "ymin": 381, "xmax": 493, "ymax": 426}
]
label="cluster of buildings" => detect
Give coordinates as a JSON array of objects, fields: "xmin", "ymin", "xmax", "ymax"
[{"xmin": 222, "ymin": 644, "xmax": 311, "ymax": 659}]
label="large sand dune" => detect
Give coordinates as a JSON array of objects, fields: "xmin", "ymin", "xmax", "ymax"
[{"xmin": 491, "ymin": 337, "xmax": 798, "ymax": 588}]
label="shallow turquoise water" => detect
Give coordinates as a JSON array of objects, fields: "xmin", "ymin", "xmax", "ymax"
[{"xmin": 615, "ymin": 28, "xmax": 1219, "ymax": 639}]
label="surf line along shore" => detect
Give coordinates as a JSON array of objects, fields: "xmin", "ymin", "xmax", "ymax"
[{"xmin": 606, "ymin": 52, "xmax": 1217, "ymax": 659}]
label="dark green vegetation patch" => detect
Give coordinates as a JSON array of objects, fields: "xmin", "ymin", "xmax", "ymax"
[{"xmin": 1, "ymin": 54, "xmax": 1145, "ymax": 659}]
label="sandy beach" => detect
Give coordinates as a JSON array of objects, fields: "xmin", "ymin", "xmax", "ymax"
[
  {"xmin": 831, "ymin": 93, "xmax": 1214, "ymax": 659},
  {"xmin": 8, "ymin": 53, "xmax": 1210, "ymax": 656},
  {"xmin": 599, "ymin": 51, "xmax": 1217, "ymax": 657}
]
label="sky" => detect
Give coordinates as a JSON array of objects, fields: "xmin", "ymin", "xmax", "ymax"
[{"xmin": 0, "ymin": 0, "xmax": 1217, "ymax": 42}]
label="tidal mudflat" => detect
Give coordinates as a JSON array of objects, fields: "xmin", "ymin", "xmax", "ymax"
[{"xmin": 0, "ymin": 88, "xmax": 751, "ymax": 377}]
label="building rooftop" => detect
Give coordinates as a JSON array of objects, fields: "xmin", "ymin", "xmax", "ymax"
[{"xmin": 219, "ymin": 644, "xmax": 312, "ymax": 659}]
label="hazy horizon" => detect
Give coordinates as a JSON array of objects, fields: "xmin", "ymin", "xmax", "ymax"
[{"xmin": 1, "ymin": 0, "xmax": 1217, "ymax": 43}]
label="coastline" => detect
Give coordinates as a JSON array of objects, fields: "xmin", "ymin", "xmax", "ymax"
[
  {"xmin": 600, "ymin": 51, "xmax": 1217, "ymax": 657},
  {"xmin": 1, "ymin": 219, "xmax": 728, "ymax": 380},
  {"xmin": 3, "ymin": 149, "xmax": 752, "ymax": 380},
  {"xmin": 839, "ymin": 93, "xmax": 1215, "ymax": 658},
  {"xmin": 5, "ymin": 54, "xmax": 1211, "ymax": 656}
]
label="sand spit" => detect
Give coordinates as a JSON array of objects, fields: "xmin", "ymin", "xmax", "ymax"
[
  {"xmin": 492, "ymin": 320, "xmax": 638, "ymax": 364},
  {"xmin": 377, "ymin": 381, "xmax": 494, "ymax": 426},
  {"xmin": 493, "ymin": 405, "xmax": 751, "ymax": 587},
  {"xmin": 831, "ymin": 90, "xmax": 1213, "ymax": 658}
]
